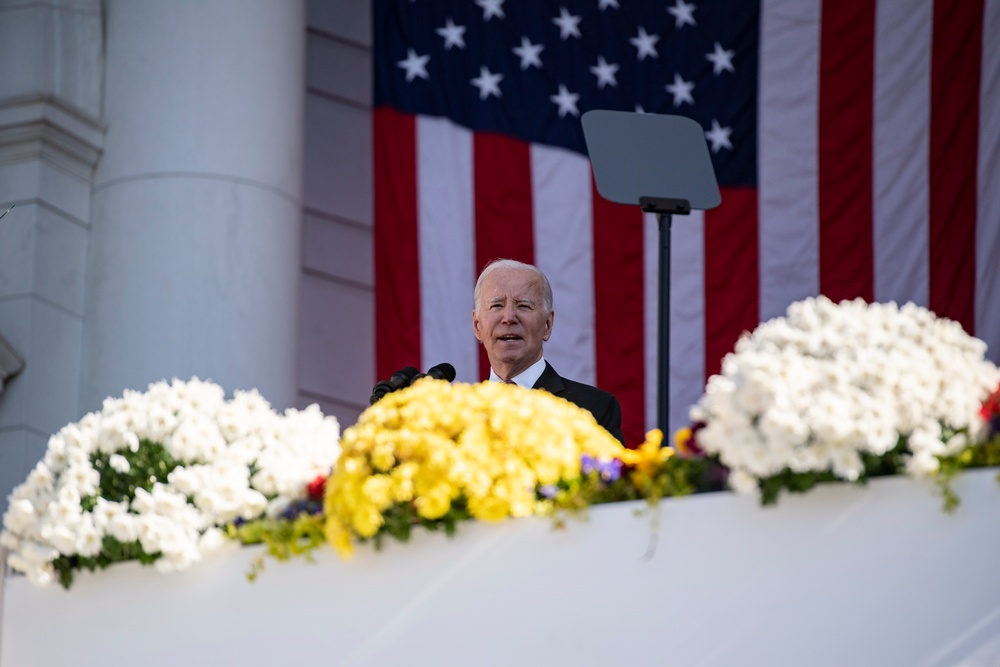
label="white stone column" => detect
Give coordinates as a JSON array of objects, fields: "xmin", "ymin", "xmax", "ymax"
[{"xmin": 83, "ymin": 0, "xmax": 306, "ymax": 410}]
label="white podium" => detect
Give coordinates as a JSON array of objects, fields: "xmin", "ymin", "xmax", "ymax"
[{"xmin": 3, "ymin": 470, "xmax": 999, "ymax": 667}]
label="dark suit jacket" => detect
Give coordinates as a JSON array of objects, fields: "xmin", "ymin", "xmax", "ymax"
[{"xmin": 532, "ymin": 361, "xmax": 625, "ymax": 444}]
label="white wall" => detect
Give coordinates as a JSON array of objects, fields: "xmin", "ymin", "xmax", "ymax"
[
  {"xmin": 297, "ymin": 0, "xmax": 375, "ymax": 427},
  {"xmin": 6, "ymin": 471, "xmax": 1000, "ymax": 666}
]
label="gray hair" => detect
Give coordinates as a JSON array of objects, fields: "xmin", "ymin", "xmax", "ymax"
[{"xmin": 474, "ymin": 259, "xmax": 553, "ymax": 315}]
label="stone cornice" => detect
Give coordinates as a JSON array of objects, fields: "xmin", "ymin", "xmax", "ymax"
[{"xmin": 0, "ymin": 94, "xmax": 105, "ymax": 179}]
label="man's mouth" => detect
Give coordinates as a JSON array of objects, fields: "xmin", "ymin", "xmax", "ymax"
[{"xmin": 497, "ymin": 334, "xmax": 522, "ymax": 342}]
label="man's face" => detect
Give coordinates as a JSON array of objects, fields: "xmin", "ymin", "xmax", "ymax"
[{"xmin": 472, "ymin": 267, "xmax": 553, "ymax": 380}]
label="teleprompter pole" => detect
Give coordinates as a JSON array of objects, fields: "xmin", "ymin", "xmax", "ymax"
[
  {"xmin": 657, "ymin": 212, "xmax": 671, "ymax": 434},
  {"xmin": 641, "ymin": 196, "xmax": 689, "ymax": 434}
]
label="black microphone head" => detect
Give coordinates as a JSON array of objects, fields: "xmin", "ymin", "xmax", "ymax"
[
  {"xmin": 426, "ymin": 363, "xmax": 456, "ymax": 382},
  {"xmin": 387, "ymin": 366, "xmax": 420, "ymax": 390}
]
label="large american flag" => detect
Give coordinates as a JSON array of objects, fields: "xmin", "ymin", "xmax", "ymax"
[{"xmin": 372, "ymin": 0, "xmax": 1000, "ymax": 447}]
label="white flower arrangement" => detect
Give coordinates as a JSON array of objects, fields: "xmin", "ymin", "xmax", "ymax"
[
  {"xmin": 690, "ymin": 297, "xmax": 1000, "ymax": 499},
  {"xmin": 1, "ymin": 378, "xmax": 341, "ymax": 588}
]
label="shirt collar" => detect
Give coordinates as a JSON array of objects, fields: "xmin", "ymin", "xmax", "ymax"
[{"xmin": 489, "ymin": 357, "xmax": 546, "ymax": 389}]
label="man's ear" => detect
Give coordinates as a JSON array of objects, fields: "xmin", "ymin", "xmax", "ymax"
[
  {"xmin": 472, "ymin": 309, "xmax": 483, "ymax": 343},
  {"xmin": 542, "ymin": 310, "xmax": 553, "ymax": 341}
]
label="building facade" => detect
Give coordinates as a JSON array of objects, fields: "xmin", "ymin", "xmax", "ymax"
[{"xmin": 0, "ymin": 0, "xmax": 373, "ymax": 509}]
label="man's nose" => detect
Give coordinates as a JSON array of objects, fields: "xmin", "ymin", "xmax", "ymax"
[{"xmin": 501, "ymin": 303, "xmax": 517, "ymax": 322}]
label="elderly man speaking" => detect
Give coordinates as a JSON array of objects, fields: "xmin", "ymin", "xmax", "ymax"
[{"xmin": 472, "ymin": 259, "xmax": 625, "ymax": 444}]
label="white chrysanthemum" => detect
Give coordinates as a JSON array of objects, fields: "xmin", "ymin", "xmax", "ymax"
[
  {"xmin": 107, "ymin": 512, "xmax": 138, "ymax": 543},
  {"xmin": 165, "ymin": 413, "xmax": 227, "ymax": 462},
  {"xmin": 108, "ymin": 454, "xmax": 130, "ymax": 474},
  {"xmin": 3, "ymin": 498, "xmax": 37, "ymax": 534},
  {"xmin": 692, "ymin": 297, "xmax": 1000, "ymax": 497},
  {"xmin": 25, "ymin": 461, "xmax": 56, "ymax": 494},
  {"xmin": 1, "ymin": 530, "xmax": 20, "ymax": 550},
  {"xmin": 40, "ymin": 521, "xmax": 80, "ymax": 556},
  {"xmin": 75, "ymin": 514, "xmax": 103, "ymax": 557},
  {"xmin": 42, "ymin": 435, "xmax": 70, "ymax": 473},
  {"xmin": 91, "ymin": 498, "xmax": 126, "ymax": 531},
  {"xmin": 216, "ymin": 389, "xmax": 273, "ymax": 442},
  {"xmin": 198, "ymin": 526, "xmax": 232, "ymax": 558},
  {"xmin": 1, "ymin": 377, "xmax": 341, "ymax": 587},
  {"xmin": 62, "ymin": 464, "xmax": 101, "ymax": 497}
]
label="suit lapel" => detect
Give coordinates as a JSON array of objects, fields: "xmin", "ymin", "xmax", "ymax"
[{"xmin": 532, "ymin": 361, "xmax": 565, "ymax": 395}]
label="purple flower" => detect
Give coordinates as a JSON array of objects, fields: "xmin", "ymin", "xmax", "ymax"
[
  {"xmin": 580, "ymin": 454, "xmax": 598, "ymax": 475},
  {"xmin": 538, "ymin": 484, "xmax": 558, "ymax": 499},
  {"xmin": 597, "ymin": 458, "xmax": 623, "ymax": 482},
  {"xmin": 279, "ymin": 498, "xmax": 323, "ymax": 520}
]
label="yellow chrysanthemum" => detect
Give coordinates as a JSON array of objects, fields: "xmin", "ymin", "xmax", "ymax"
[
  {"xmin": 415, "ymin": 486, "xmax": 453, "ymax": 520},
  {"xmin": 467, "ymin": 495, "xmax": 510, "ymax": 522},
  {"xmin": 361, "ymin": 474, "xmax": 394, "ymax": 509},
  {"xmin": 370, "ymin": 443, "xmax": 396, "ymax": 471},
  {"xmin": 325, "ymin": 519, "xmax": 354, "ymax": 559},
  {"xmin": 352, "ymin": 504, "xmax": 383, "ymax": 538},
  {"xmin": 322, "ymin": 378, "xmax": 630, "ymax": 557}
]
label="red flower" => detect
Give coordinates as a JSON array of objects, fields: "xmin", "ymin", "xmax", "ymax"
[
  {"xmin": 306, "ymin": 474, "xmax": 327, "ymax": 501},
  {"xmin": 981, "ymin": 383, "xmax": 1000, "ymax": 422}
]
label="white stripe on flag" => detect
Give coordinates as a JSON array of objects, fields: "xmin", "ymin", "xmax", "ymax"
[
  {"xmin": 978, "ymin": 0, "xmax": 1000, "ymax": 364},
  {"xmin": 531, "ymin": 144, "xmax": 596, "ymax": 385},
  {"xmin": 417, "ymin": 116, "xmax": 479, "ymax": 383},
  {"xmin": 758, "ymin": 0, "xmax": 821, "ymax": 321},
  {"xmin": 669, "ymin": 210, "xmax": 706, "ymax": 435},
  {"xmin": 873, "ymin": 0, "xmax": 932, "ymax": 307}
]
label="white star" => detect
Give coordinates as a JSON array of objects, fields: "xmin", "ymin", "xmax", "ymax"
[
  {"xmin": 436, "ymin": 18, "xmax": 466, "ymax": 50},
  {"xmin": 706, "ymin": 42, "xmax": 735, "ymax": 75},
  {"xmin": 476, "ymin": 0, "xmax": 505, "ymax": 20},
  {"xmin": 471, "ymin": 66, "xmax": 503, "ymax": 100},
  {"xmin": 599, "ymin": 0, "xmax": 620, "ymax": 9},
  {"xmin": 590, "ymin": 56, "xmax": 619, "ymax": 89},
  {"xmin": 630, "ymin": 27, "xmax": 660, "ymax": 61},
  {"xmin": 512, "ymin": 36, "xmax": 544, "ymax": 70},
  {"xmin": 705, "ymin": 119, "xmax": 733, "ymax": 153},
  {"xmin": 552, "ymin": 7, "xmax": 582, "ymax": 39},
  {"xmin": 397, "ymin": 48, "xmax": 430, "ymax": 82},
  {"xmin": 667, "ymin": 0, "xmax": 697, "ymax": 29},
  {"xmin": 666, "ymin": 72, "xmax": 695, "ymax": 106},
  {"xmin": 550, "ymin": 84, "xmax": 580, "ymax": 117}
]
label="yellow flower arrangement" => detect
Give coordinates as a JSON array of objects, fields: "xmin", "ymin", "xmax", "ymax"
[
  {"xmin": 232, "ymin": 378, "xmax": 711, "ymax": 573},
  {"xmin": 323, "ymin": 378, "xmax": 680, "ymax": 558}
]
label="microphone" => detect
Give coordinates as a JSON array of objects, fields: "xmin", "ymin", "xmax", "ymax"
[
  {"xmin": 413, "ymin": 362, "xmax": 456, "ymax": 383},
  {"xmin": 369, "ymin": 366, "xmax": 420, "ymax": 405}
]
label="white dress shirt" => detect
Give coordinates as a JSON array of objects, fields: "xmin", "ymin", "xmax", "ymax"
[{"xmin": 489, "ymin": 357, "xmax": 546, "ymax": 389}]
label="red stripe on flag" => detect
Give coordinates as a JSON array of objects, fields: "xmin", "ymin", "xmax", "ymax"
[
  {"xmin": 473, "ymin": 132, "xmax": 535, "ymax": 380},
  {"xmin": 591, "ymin": 176, "xmax": 646, "ymax": 447},
  {"xmin": 818, "ymin": 0, "xmax": 875, "ymax": 304},
  {"xmin": 704, "ymin": 188, "xmax": 759, "ymax": 378},
  {"xmin": 374, "ymin": 107, "xmax": 421, "ymax": 380},
  {"xmin": 929, "ymin": 0, "xmax": 982, "ymax": 333}
]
